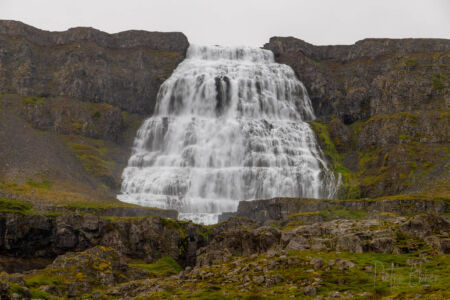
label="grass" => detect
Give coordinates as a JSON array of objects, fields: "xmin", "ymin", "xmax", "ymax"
[
  {"xmin": 26, "ymin": 178, "xmax": 52, "ymax": 189},
  {"xmin": 320, "ymin": 208, "xmax": 367, "ymax": 220},
  {"xmin": 432, "ymin": 74, "xmax": 447, "ymax": 91},
  {"xmin": 22, "ymin": 95, "xmax": 46, "ymax": 105},
  {"xmin": 66, "ymin": 141, "xmax": 110, "ymax": 179},
  {"xmin": 130, "ymin": 257, "xmax": 182, "ymax": 277},
  {"xmin": 0, "ymin": 198, "xmax": 32, "ymax": 214},
  {"xmin": 25, "ymin": 273, "xmax": 63, "ymax": 287},
  {"xmin": 133, "ymin": 249, "xmax": 450, "ymax": 299}
]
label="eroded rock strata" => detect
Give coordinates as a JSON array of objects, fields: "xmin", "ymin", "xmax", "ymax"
[
  {"xmin": 0, "ymin": 204, "xmax": 449, "ymax": 298},
  {"xmin": 265, "ymin": 37, "xmax": 449, "ymax": 199}
]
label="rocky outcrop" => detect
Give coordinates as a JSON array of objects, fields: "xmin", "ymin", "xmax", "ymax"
[
  {"xmin": 1, "ymin": 211, "xmax": 449, "ymax": 298},
  {"xmin": 264, "ymin": 37, "xmax": 449, "ymax": 124},
  {"xmin": 0, "ymin": 213, "xmax": 206, "ymax": 268},
  {"xmin": 219, "ymin": 197, "xmax": 449, "ymax": 223},
  {"xmin": 0, "ymin": 20, "xmax": 189, "ymax": 114}
]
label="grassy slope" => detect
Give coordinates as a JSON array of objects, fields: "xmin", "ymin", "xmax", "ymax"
[{"xmin": 0, "ymin": 93, "xmax": 145, "ymax": 210}]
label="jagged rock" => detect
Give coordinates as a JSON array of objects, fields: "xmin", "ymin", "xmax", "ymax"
[
  {"xmin": 400, "ymin": 214, "xmax": 450, "ymax": 239},
  {"xmin": 285, "ymin": 236, "xmax": 310, "ymax": 250},
  {"xmin": 336, "ymin": 234, "xmax": 363, "ymax": 253},
  {"xmin": 368, "ymin": 237, "xmax": 396, "ymax": 253}
]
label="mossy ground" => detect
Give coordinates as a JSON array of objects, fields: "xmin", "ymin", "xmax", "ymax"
[
  {"xmin": 127, "ymin": 250, "xmax": 449, "ymax": 299},
  {"xmin": 130, "ymin": 257, "xmax": 183, "ymax": 277},
  {"xmin": 0, "ymin": 198, "xmax": 32, "ymax": 214}
]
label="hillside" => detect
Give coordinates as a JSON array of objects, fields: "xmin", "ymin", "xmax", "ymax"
[
  {"xmin": 0, "ymin": 21, "xmax": 448, "ymax": 300},
  {"xmin": 265, "ymin": 37, "xmax": 449, "ymax": 200},
  {"xmin": 0, "ymin": 20, "xmax": 188, "ymax": 211}
]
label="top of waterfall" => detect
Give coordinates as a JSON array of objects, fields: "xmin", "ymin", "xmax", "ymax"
[{"xmin": 187, "ymin": 45, "xmax": 274, "ymax": 63}]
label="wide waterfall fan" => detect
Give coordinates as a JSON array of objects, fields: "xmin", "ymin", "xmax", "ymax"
[{"xmin": 118, "ymin": 45, "xmax": 337, "ymax": 224}]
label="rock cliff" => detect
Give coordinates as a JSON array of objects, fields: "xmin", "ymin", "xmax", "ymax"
[
  {"xmin": 265, "ymin": 37, "xmax": 449, "ymax": 198},
  {"xmin": 264, "ymin": 37, "xmax": 449, "ymax": 123},
  {"xmin": 0, "ymin": 20, "xmax": 188, "ymax": 114},
  {"xmin": 0, "ymin": 21, "xmax": 188, "ymax": 204}
]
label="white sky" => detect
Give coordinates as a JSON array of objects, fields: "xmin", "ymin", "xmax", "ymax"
[{"xmin": 0, "ymin": 0, "xmax": 449, "ymax": 47}]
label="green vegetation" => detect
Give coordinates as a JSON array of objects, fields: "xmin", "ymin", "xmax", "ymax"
[
  {"xmin": 66, "ymin": 141, "xmax": 110, "ymax": 179},
  {"xmin": 0, "ymin": 198, "xmax": 32, "ymax": 214},
  {"xmin": 133, "ymin": 249, "xmax": 450, "ymax": 299},
  {"xmin": 25, "ymin": 273, "xmax": 63, "ymax": 287},
  {"xmin": 309, "ymin": 121, "xmax": 360, "ymax": 199},
  {"xmin": 432, "ymin": 74, "xmax": 448, "ymax": 90},
  {"xmin": 130, "ymin": 257, "xmax": 182, "ymax": 277},
  {"xmin": 26, "ymin": 178, "xmax": 52, "ymax": 189},
  {"xmin": 405, "ymin": 57, "xmax": 418, "ymax": 67},
  {"xmin": 320, "ymin": 208, "xmax": 367, "ymax": 220},
  {"xmin": 22, "ymin": 95, "xmax": 46, "ymax": 105},
  {"xmin": 310, "ymin": 110, "xmax": 449, "ymax": 200}
]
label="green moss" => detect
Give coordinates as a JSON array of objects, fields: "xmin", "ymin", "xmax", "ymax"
[
  {"xmin": 432, "ymin": 74, "xmax": 447, "ymax": 90},
  {"xmin": 92, "ymin": 111, "xmax": 101, "ymax": 118},
  {"xmin": 0, "ymin": 198, "xmax": 32, "ymax": 214},
  {"xmin": 26, "ymin": 273, "xmax": 63, "ymax": 287},
  {"xmin": 405, "ymin": 58, "xmax": 418, "ymax": 67},
  {"xmin": 139, "ymin": 249, "xmax": 450, "ymax": 299},
  {"xmin": 320, "ymin": 208, "xmax": 367, "ymax": 220},
  {"xmin": 309, "ymin": 121, "xmax": 362, "ymax": 199},
  {"xmin": 22, "ymin": 96, "xmax": 46, "ymax": 105},
  {"xmin": 26, "ymin": 178, "xmax": 52, "ymax": 189},
  {"xmin": 130, "ymin": 257, "xmax": 182, "ymax": 277},
  {"xmin": 66, "ymin": 141, "xmax": 110, "ymax": 179},
  {"xmin": 309, "ymin": 122, "xmax": 340, "ymax": 164},
  {"xmin": 29, "ymin": 288, "xmax": 55, "ymax": 300}
]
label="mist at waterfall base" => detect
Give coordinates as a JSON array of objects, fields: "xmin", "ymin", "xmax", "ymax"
[{"xmin": 117, "ymin": 45, "xmax": 337, "ymax": 225}]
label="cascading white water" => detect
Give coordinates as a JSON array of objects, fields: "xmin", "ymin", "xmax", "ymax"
[{"xmin": 118, "ymin": 45, "xmax": 337, "ymax": 224}]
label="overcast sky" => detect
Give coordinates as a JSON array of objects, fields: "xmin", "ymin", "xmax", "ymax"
[{"xmin": 1, "ymin": 0, "xmax": 449, "ymax": 47}]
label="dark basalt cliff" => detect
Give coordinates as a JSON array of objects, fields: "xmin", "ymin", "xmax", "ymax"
[
  {"xmin": 0, "ymin": 20, "xmax": 188, "ymax": 114},
  {"xmin": 265, "ymin": 37, "xmax": 449, "ymax": 198},
  {"xmin": 0, "ymin": 21, "xmax": 188, "ymax": 204},
  {"xmin": 264, "ymin": 37, "xmax": 449, "ymax": 123}
]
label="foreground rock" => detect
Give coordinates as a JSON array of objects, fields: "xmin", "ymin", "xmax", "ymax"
[
  {"xmin": 0, "ymin": 213, "xmax": 207, "ymax": 270},
  {"xmin": 0, "ymin": 211, "xmax": 449, "ymax": 299}
]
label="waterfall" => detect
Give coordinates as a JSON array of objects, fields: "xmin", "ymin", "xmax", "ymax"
[{"xmin": 117, "ymin": 45, "xmax": 337, "ymax": 224}]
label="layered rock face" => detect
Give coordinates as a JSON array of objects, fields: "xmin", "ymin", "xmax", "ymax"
[
  {"xmin": 0, "ymin": 21, "xmax": 188, "ymax": 201},
  {"xmin": 264, "ymin": 37, "xmax": 449, "ymax": 123},
  {"xmin": 0, "ymin": 20, "xmax": 189, "ymax": 114},
  {"xmin": 0, "ymin": 213, "xmax": 207, "ymax": 268},
  {"xmin": 265, "ymin": 37, "xmax": 449, "ymax": 198}
]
